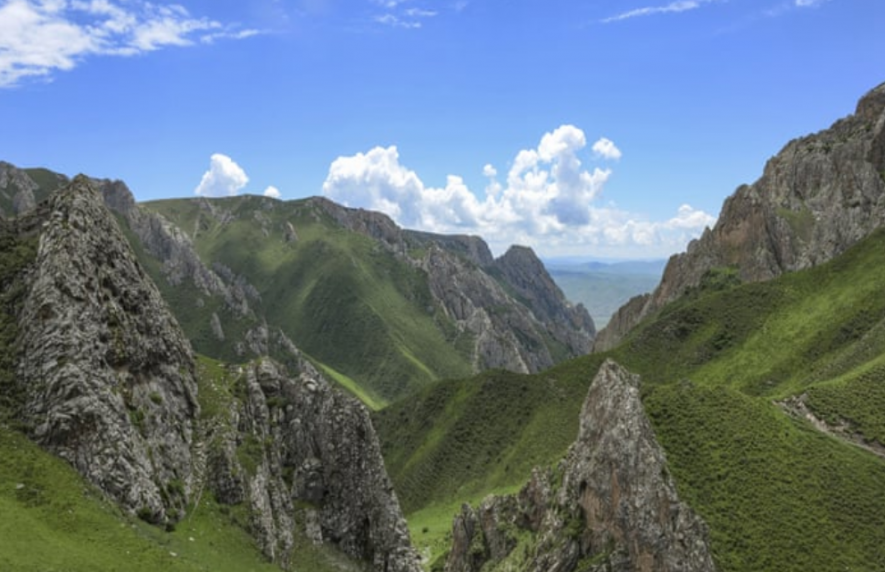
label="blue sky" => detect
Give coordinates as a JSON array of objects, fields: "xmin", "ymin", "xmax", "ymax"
[{"xmin": 1, "ymin": 0, "xmax": 883, "ymax": 258}]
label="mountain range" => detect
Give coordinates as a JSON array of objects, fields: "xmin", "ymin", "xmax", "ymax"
[{"xmin": 1, "ymin": 80, "xmax": 885, "ymax": 572}]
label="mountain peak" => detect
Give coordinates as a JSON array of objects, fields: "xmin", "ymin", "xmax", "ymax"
[
  {"xmin": 596, "ymin": 80, "xmax": 885, "ymax": 351},
  {"xmin": 856, "ymin": 81, "xmax": 885, "ymax": 123}
]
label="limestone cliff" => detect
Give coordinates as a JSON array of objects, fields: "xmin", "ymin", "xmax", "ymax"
[
  {"xmin": 596, "ymin": 81, "xmax": 885, "ymax": 350},
  {"xmin": 203, "ymin": 356, "xmax": 420, "ymax": 571},
  {"xmin": 0, "ymin": 161, "xmax": 68, "ymax": 219},
  {"xmin": 444, "ymin": 360, "xmax": 715, "ymax": 572},
  {"xmin": 308, "ymin": 197, "xmax": 595, "ymax": 373},
  {"xmin": 1, "ymin": 177, "xmax": 421, "ymax": 571},
  {"xmin": 13, "ymin": 176, "xmax": 199, "ymax": 525}
]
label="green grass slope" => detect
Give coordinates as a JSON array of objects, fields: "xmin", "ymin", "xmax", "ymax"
[
  {"xmin": 378, "ymin": 227, "xmax": 885, "ymax": 572},
  {"xmin": 373, "ymin": 355, "xmax": 607, "ymax": 566},
  {"xmin": 142, "ymin": 196, "xmax": 474, "ymax": 403},
  {"xmin": 0, "ymin": 424, "xmax": 362, "ymax": 572},
  {"xmin": 0, "ymin": 352, "xmax": 363, "ymax": 572}
]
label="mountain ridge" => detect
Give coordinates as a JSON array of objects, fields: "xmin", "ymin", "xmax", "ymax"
[
  {"xmin": 0, "ymin": 176, "xmax": 422, "ymax": 571},
  {"xmin": 1, "ymin": 161, "xmax": 595, "ymax": 405},
  {"xmin": 596, "ymin": 81, "xmax": 885, "ymax": 350}
]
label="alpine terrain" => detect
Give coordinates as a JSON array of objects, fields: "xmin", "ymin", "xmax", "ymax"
[{"xmin": 2, "ymin": 80, "xmax": 885, "ymax": 572}]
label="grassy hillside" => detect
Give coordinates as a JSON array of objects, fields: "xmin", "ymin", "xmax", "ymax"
[
  {"xmin": 0, "ymin": 353, "xmax": 363, "ymax": 572},
  {"xmin": 0, "ymin": 424, "xmax": 363, "ymax": 572},
  {"xmin": 142, "ymin": 196, "xmax": 474, "ymax": 403},
  {"xmin": 378, "ymin": 227, "xmax": 885, "ymax": 571}
]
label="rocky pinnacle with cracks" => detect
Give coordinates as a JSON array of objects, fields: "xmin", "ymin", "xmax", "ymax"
[{"xmin": 445, "ymin": 359, "xmax": 716, "ymax": 572}]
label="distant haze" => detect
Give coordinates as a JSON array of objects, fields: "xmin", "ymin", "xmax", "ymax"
[{"xmin": 545, "ymin": 259, "xmax": 666, "ymax": 328}]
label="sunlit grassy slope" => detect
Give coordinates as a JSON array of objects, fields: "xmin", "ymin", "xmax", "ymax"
[
  {"xmin": 378, "ymin": 227, "xmax": 885, "ymax": 572},
  {"xmin": 142, "ymin": 196, "xmax": 474, "ymax": 403}
]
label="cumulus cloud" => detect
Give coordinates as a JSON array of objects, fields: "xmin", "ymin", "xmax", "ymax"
[
  {"xmin": 0, "ymin": 0, "xmax": 258, "ymax": 87},
  {"xmin": 322, "ymin": 125, "xmax": 716, "ymax": 257},
  {"xmin": 195, "ymin": 154, "xmax": 249, "ymax": 197},
  {"xmin": 592, "ymin": 137, "xmax": 622, "ymax": 160},
  {"xmin": 263, "ymin": 185, "xmax": 282, "ymax": 199}
]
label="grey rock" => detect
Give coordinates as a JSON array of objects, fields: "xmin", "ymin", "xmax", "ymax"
[
  {"xmin": 204, "ymin": 357, "xmax": 422, "ymax": 571},
  {"xmin": 0, "ymin": 161, "xmax": 39, "ymax": 217},
  {"xmin": 14, "ymin": 176, "xmax": 199, "ymax": 524},
  {"xmin": 3, "ymin": 176, "xmax": 424, "ymax": 570},
  {"xmin": 310, "ymin": 196, "xmax": 596, "ymax": 373},
  {"xmin": 445, "ymin": 360, "xmax": 716, "ymax": 572},
  {"xmin": 596, "ymin": 81, "xmax": 885, "ymax": 351}
]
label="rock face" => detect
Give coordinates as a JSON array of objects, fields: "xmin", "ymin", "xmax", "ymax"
[
  {"xmin": 13, "ymin": 176, "xmax": 199, "ymax": 524},
  {"xmin": 444, "ymin": 360, "xmax": 716, "ymax": 572},
  {"xmin": 1, "ymin": 177, "xmax": 421, "ymax": 570},
  {"xmin": 97, "ymin": 179, "xmax": 257, "ymax": 317},
  {"xmin": 596, "ymin": 81, "xmax": 885, "ymax": 351},
  {"xmin": 204, "ymin": 357, "xmax": 421, "ymax": 571},
  {"xmin": 311, "ymin": 197, "xmax": 596, "ymax": 374},
  {"xmin": 0, "ymin": 161, "xmax": 68, "ymax": 219}
]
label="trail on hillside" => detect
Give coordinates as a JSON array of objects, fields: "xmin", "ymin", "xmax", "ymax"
[{"xmin": 777, "ymin": 395, "xmax": 885, "ymax": 460}]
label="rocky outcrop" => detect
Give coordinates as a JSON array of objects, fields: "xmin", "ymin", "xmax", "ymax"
[
  {"xmin": 444, "ymin": 360, "xmax": 716, "ymax": 572},
  {"xmin": 2, "ymin": 177, "xmax": 423, "ymax": 570},
  {"xmin": 13, "ymin": 176, "xmax": 200, "ymax": 524},
  {"xmin": 97, "ymin": 179, "xmax": 255, "ymax": 313},
  {"xmin": 0, "ymin": 162, "xmax": 67, "ymax": 219},
  {"xmin": 204, "ymin": 357, "xmax": 422, "ymax": 572},
  {"xmin": 0, "ymin": 161, "xmax": 39, "ymax": 218},
  {"xmin": 596, "ymin": 81, "xmax": 885, "ymax": 351},
  {"xmin": 281, "ymin": 196, "xmax": 595, "ymax": 374},
  {"xmin": 493, "ymin": 246, "xmax": 595, "ymax": 351},
  {"xmin": 421, "ymin": 243, "xmax": 595, "ymax": 373}
]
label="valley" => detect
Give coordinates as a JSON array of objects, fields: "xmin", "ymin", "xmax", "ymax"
[{"xmin": 1, "ymin": 80, "xmax": 885, "ymax": 572}]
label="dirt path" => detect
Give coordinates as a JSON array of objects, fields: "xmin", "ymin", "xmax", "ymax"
[{"xmin": 776, "ymin": 395, "xmax": 885, "ymax": 460}]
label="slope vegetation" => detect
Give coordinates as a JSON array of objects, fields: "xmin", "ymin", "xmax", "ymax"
[
  {"xmin": 142, "ymin": 195, "xmax": 593, "ymax": 404},
  {"xmin": 377, "ymin": 226, "xmax": 885, "ymax": 571},
  {"xmin": 144, "ymin": 195, "xmax": 473, "ymax": 403}
]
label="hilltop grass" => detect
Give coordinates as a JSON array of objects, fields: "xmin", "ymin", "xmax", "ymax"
[
  {"xmin": 143, "ymin": 197, "xmax": 475, "ymax": 402},
  {"xmin": 382, "ymin": 227, "xmax": 885, "ymax": 572}
]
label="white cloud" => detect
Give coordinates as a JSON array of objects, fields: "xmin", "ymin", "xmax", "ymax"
[
  {"xmin": 372, "ymin": 0, "xmax": 438, "ymax": 28},
  {"xmin": 404, "ymin": 8, "xmax": 437, "ymax": 17},
  {"xmin": 0, "ymin": 1, "xmax": 257, "ymax": 87},
  {"xmin": 795, "ymin": 0, "xmax": 828, "ymax": 6},
  {"xmin": 592, "ymin": 137, "xmax": 622, "ymax": 160},
  {"xmin": 263, "ymin": 186, "xmax": 282, "ymax": 199},
  {"xmin": 602, "ymin": 0, "xmax": 713, "ymax": 23},
  {"xmin": 322, "ymin": 126, "xmax": 716, "ymax": 257},
  {"xmin": 195, "ymin": 154, "xmax": 249, "ymax": 198},
  {"xmin": 374, "ymin": 13, "xmax": 422, "ymax": 28}
]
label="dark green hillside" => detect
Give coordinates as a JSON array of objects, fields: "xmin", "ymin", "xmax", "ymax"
[
  {"xmin": 374, "ymin": 355, "xmax": 607, "ymax": 513},
  {"xmin": 378, "ymin": 226, "xmax": 885, "ymax": 571},
  {"xmin": 142, "ymin": 196, "xmax": 474, "ymax": 404}
]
